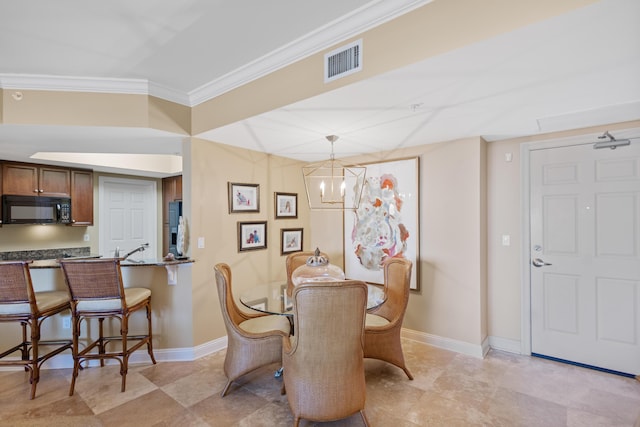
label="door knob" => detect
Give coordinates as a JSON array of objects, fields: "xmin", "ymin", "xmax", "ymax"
[{"xmin": 532, "ymin": 258, "xmax": 552, "ymax": 267}]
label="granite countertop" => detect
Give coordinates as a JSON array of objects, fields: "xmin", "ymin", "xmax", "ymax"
[{"xmin": 29, "ymin": 258, "xmax": 194, "ymax": 269}]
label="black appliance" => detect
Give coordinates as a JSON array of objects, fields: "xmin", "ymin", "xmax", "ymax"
[
  {"xmin": 2, "ymin": 195, "xmax": 71, "ymax": 225},
  {"xmin": 168, "ymin": 201, "xmax": 182, "ymax": 255}
]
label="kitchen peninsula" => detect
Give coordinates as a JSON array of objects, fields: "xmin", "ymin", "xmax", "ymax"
[{"xmin": 0, "ymin": 247, "xmax": 195, "ymax": 358}]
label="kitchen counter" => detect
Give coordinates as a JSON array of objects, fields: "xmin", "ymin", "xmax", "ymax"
[{"xmin": 29, "ymin": 258, "xmax": 194, "ymax": 269}]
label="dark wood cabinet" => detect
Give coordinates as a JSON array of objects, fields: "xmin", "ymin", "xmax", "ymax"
[
  {"xmin": 0, "ymin": 161, "xmax": 94, "ymax": 227},
  {"xmin": 162, "ymin": 175, "xmax": 182, "ymax": 255},
  {"xmin": 2, "ymin": 162, "xmax": 71, "ymax": 197},
  {"xmin": 70, "ymin": 169, "xmax": 94, "ymax": 226}
]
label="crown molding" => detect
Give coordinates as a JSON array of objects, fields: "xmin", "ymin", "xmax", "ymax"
[
  {"xmin": 0, "ymin": 0, "xmax": 432, "ymax": 107},
  {"xmin": 0, "ymin": 73, "xmax": 149, "ymax": 95},
  {"xmin": 188, "ymin": 0, "xmax": 432, "ymax": 106}
]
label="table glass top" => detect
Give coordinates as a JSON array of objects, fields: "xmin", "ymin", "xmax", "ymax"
[{"xmin": 239, "ymin": 282, "xmax": 385, "ymax": 316}]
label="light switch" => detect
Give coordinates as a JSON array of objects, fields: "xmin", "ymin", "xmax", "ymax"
[
  {"xmin": 197, "ymin": 237, "xmax": 205, "ymax": 249},
  {"xmin": 504, "ymin": 153, "xmax": 513, "ymax": 162},
  {"xmin": 501, "ymin": 234, "xmax": 511, "ymax": 246}
]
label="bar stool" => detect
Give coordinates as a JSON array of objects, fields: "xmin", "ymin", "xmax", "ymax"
[
  {"xmin": 59, "ymin": 258, "xmax": 156, "ymax": 396},
  {"xmin": 0, "ymin": 261, "xmax": 72, "ymax": 399}
]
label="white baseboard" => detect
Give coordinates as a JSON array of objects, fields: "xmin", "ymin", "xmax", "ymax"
[
  {"xmin": 0, "ymin": 332, "xmax": 522, "ymax": 372},
  {"xmin": 487, "ymin": 335, "xmax": 522, "ymax": 354},
  {"xmin": 0, "ymin": 336, "xmax": 228, "ymax": 371},
  {"xmin": 401, "ymin": 328, "xmax": 521, "ymax": 358}
]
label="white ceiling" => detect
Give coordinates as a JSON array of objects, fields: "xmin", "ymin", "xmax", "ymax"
[{"xmin": 0, "ymin": 0, "xmax": 639, "ymax": 177}]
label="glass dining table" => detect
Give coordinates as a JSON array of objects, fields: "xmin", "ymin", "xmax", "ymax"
[
  {"xmin": 239, "ymin": 280, "xmax": 385, "ymax": 378},
  {"xmin": 238, "ymin": 281, "xmax": 386, "ymax": 317}
]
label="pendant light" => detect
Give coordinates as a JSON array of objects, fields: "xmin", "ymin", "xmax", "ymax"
[{"xmin": 302, "ymin": 135, "xmax": 366, "ymax": 210}]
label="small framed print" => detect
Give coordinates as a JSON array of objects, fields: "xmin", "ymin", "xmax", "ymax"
[
  {"xmin": 238, "ymin": 221, "xmax": 267, "ymax": 252},
  {"xmin": 275, "ymin": 192, "xmax": 297, "ymax": 219},
  {"xmin": 281, "ymin": 228, "xmax": 303, "ymax": 255},
  {"xmin": 229, "ymin": 182, "xmax": 260, "ymax": 213}
]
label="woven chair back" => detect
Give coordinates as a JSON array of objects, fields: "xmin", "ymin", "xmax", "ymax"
[
  {"xmin": 60, "ymin": 258, "xmax": 124, "ymax": 301},
  {"xmin": 0, "ymin": 262, "xmax": 32, "ymax": 304}
]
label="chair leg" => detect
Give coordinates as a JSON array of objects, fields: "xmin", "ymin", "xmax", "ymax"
[
  {"xmin": 220, "ymin": 380, "xmax": 232, "ymax": 397},
  {"xmin": 402, "ymin": 365, "xmax": 414, "ymax": 380},
  {"xmin": 360, "ymin": 410, "xmax": 370, "ymax": 426}
]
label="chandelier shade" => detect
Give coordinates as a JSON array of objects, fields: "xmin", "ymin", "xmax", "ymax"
[{"xmin": 302, "ymin": 135, "xmax": 366, "ymax": 210}]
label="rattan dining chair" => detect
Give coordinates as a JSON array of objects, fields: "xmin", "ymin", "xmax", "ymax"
[
  {"xmin": 282, "ymin": 280, "xmax": 370, "ymax": 427},
  {"xmin": 214, "ymin": 263, "xmax": 291, "ymax": 397},
  {"xmin": 364, "ymin": 257, "xmax": 414, "ymax": 379},
  {"xmin": 0, "ymin": 261, "xmax": 72, "ymax": 399},
  {"xmin": 59, "ymin": 258, "xmax": 156, "ymax": 396},
  {"xmin": 285, "ymin": 251, "xmax": 329, "ymax": 297}
]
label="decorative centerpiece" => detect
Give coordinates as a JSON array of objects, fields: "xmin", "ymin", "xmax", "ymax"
[{"xmin": 291, "ymin": 247, "xmax": 345, "ymax": 286}]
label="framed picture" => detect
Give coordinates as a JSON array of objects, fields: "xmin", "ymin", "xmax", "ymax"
[
  {"xmin": 238, "ymin": 221, "xmax": 267, "ymax": 252},
  {"xmin": 343, "ymin": 157, "xmax": 420, "ymax": 290},
  {"xmin": 281, "ymin": 228, "xmax": 303, "ymax": 255},
  {"xmin": 228, "ymin": 182, "xmax": 260, "ymax": 213},
  {"xmin": 275, "ymin": 192, "xmax": 297, "ymax": 218}
]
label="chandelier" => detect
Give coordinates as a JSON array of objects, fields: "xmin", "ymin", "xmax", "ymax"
[{"xmin": 302, "ymin": 135, "xmax": 366, "ymax": 210}]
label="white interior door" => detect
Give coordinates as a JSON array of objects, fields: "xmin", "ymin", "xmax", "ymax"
[
  {"xmin": 530, "ymin": 141, "xmax": 640, "ymax": 375},
  {"xmin": 99, "ymin": 176, "xmax": 157, "ymax": 260}
]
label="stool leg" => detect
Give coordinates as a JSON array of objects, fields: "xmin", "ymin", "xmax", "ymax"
[
  {"xmin": 98, "ymin": 318, "xmax": 105, "ymax": 367},
  {"xmin": 120, "ymin": 315, "xmax": 128, "ymax": 392},
  {"xmin": 29, "ymin": 318, "xmax": 40, "ymax": 400},
  {"xmin": 146, "ymin": 300, "xmax": 156, "ymax": 364},
  {"xmin": 69, "ymin": 314, "xmax": 80, "ymax": 396}
]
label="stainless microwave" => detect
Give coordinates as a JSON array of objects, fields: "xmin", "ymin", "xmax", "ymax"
[{"xmin": 1, "ymin": 195, "xmax": 72, "ymax": 225}]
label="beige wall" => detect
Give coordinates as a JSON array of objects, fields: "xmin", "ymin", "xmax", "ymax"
[
  {"xmin": 184, "ymin": 138, "xmax": 310, "ymax": 346},
  {"xmin": 311, "ymin": 138, "xmax": 489, "ymax": 347}
]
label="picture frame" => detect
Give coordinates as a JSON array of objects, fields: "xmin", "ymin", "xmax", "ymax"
[
  {"xmin": 228, "ymin": 182, "xmax": 260, "ymax": 213},
  {"xmin": 275, "ymin": 192, "xmax": 297, "ymax": 218},
  {"xmin": 343, "ymin": 157, "xmax": 420, "ymax": 291},
  {"xmin": 281, "ymin": 228, "xmax": 303, "ymax": 255},
  {"xmin": 238, "ymin": 221, "xmax": 267, "ymax": 252}
]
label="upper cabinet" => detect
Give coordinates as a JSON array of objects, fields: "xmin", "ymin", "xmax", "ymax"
[
  {"xmin": 70, "ymin": 169, "xmax": 94, "ymax": 226},
  {"xmin": 2, "ymin": 162, "xmax": 70, "ymax": 197},
  {"xmin": 0, "ymin": 161, "xmax": 94, "ymax": 226}
]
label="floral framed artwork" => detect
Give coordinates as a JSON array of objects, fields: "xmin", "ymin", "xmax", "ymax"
[
  {"xmin": 228, "ymin": 182, "xmax": 260, "ymax": 213},
  {"xmin": 343, "ymin": 157, "xmax": 420, "ymax": 290},
  {"xmin": 275, "ymin": 192, "xmax": 297, "ymax": 218},
  {"xmin": 238, "ymin": 221, "xmax": 267, "ymax": 252},
  {"xmin": 281, "ymin": 228, "xmax": 303, "ymax": 255}
]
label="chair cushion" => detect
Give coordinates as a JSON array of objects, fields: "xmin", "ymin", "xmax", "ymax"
[
  {"xmin": 0, "ymin": 290, "xmax": 69, "ymax": 315},
  {"xmin": 239, "ymin": 314, "xmax": 290, "ymax": 335},
  {"xmin": 76, "ymin": 287, "xmax": 151, "ymax": 312},
  {"xmin": 365, "ymin": 313, "xmax": 390, "ymax": 327}
]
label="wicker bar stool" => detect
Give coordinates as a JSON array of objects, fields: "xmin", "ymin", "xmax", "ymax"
[
  {"xmin": 0, "ymin": 261, "xmax": 72, "ymax": 399},
  {"xmin": 59, "ymin": 258, "xmax": 156, "ymax": 396}
]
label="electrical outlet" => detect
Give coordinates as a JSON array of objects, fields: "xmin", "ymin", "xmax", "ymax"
[
  {"xmin": 62, "ymin": 317, "xmax": 71, "ymax": 329},
  {"xmin": 83, "ymin": 234, "xmax": 90, "ymax": 241}
]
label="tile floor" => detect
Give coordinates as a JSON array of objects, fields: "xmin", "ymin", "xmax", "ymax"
[{"xmin": 1, "ymin": 339, "xmax": 639, "ymax": 426}]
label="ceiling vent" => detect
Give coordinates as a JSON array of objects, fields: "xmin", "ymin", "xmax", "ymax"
[{"xmin": 324, "ymin": 39, "xmax": 362, "ymax": 83}]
